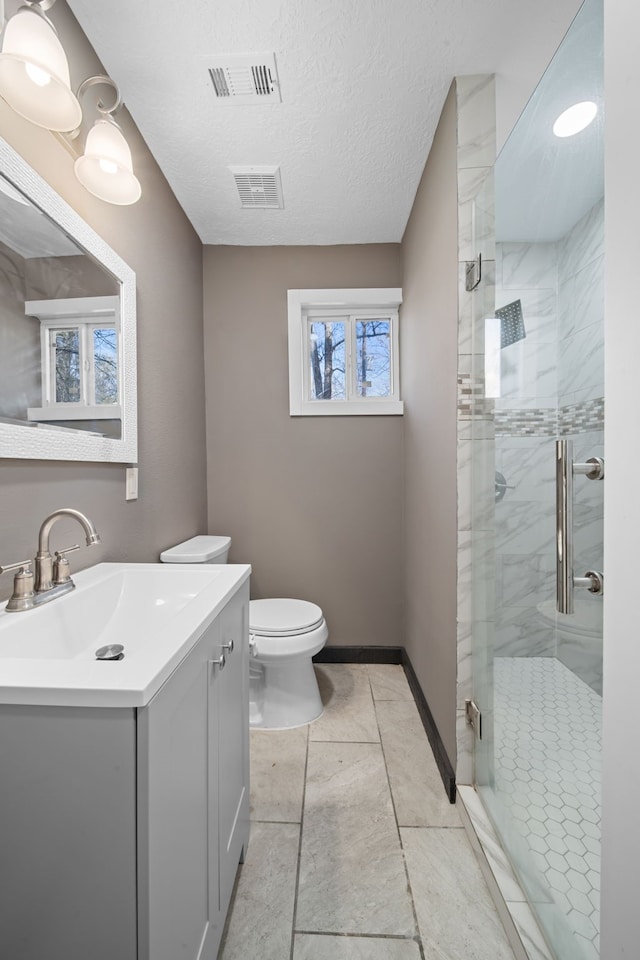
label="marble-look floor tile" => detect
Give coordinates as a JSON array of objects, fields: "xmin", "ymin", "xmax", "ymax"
[
  {"xmin": 311, "ymin": 665, "xmax": 379, "ymax": 742},
  {"xmin": 367, "ymin": 663, "xmax": 413, "ymax": 701},
  {"xmin": 508, "ymin": 903, "xmax": 554, "ymax": 960},
  {"xmin": 219, "ymin": 821, "xmax": 299, "ymax": 960},
  {"xmin": 402, "ymin": 827, "xmax": 516, "ymax": 960},
  {"xmin": 250, "ymin": 725, "xmax": 308, "ymax": 822},
  {"xmin": 293, "ymin": 934, "xmax": 422, "ymax": 959},
  {"xmin": 376, "ymin": 700, "xmax": 460, "ymax": 828},
  {"xmin": 297, "ymin": 741, "xmax": 415, "ymax": 936}
]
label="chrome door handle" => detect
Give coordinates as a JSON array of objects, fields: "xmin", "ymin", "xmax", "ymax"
[
  {"xmin": 222, "ymin": 638, "xmax": 234, "ymax": 654},
  {"xmin": 555, "ymin": 439, "xmax": 604, "ymax": 614}
]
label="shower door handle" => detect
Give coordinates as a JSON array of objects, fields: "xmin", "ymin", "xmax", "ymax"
[{"xmin": 555, "ymin": 439, "xmax": 604, "ymax": 614}]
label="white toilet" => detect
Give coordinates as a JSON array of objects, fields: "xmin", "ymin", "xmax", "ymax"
[{"xmin": 160, "ymin": 536, "xmax": 328, "ymax": 729}]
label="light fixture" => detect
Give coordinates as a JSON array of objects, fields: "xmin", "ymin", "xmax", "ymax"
[
  {"xmin": 0, "ymin": 0, "xmax": 82, "ymax": 132},
  {"xmin": 73, "ymin": 75, "xmax": 141, "ymax": 205},
  {"xmin": 553, "ymin": 101, "xmax": 598, "ymax": 138}
]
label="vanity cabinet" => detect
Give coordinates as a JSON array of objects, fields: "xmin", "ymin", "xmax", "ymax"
[
  {"xmin": 0, "ymin": 580, "xmax": 249, "ymax": 960},
  {"xmin": 138, "ymin": 584, "xmax": 249, "ymax": 959}
]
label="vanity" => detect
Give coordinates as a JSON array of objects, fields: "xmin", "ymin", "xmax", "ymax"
[{"xmin": 0, "ymin": 562, "xmax": 251, "ymax": 960}]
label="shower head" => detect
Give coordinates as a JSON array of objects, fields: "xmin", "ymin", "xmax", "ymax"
[{"xmin": 496, "ymin": 299, "xmax": 526, "ymax": 348}]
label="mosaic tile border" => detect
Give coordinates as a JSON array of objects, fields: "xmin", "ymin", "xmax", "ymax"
[
  {"xmin": 457, "ymin": 373, "xmax": 495, "ymax": 421},
  {"xmin": 560, "ymin": 397, "xmax": 604, "ymax": 435},
  {"xmin": 494, "ymin": 397, "xmax": 604, "ymax": 437}
]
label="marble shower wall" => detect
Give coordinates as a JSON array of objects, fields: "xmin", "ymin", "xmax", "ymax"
[
  {"xmin": 456, "ymin": 75, "xmax": 496, "ymax": 787},
  {"xmin": 493, "ymin": 198, "xmax": 604, "ymax": 693},
  {"xmin": 494, "ymin": 242, "xmax": 558, "ymax": 661},
  {"xmin": 557, "ymin": 199, "xmax": 604, "ymax": 694}
]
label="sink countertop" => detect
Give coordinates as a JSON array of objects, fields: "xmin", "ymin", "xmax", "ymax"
[{"xmin": 0, "ymin": 562, "xmax": 251, "ymax": 708}]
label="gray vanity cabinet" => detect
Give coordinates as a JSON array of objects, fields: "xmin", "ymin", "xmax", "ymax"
[
  {"xmin": 0, "ymin": 581, "xmax": 250, "ymax": 960},
  {"xmin": 138, "ymin": 588, "xmax": 249, "ymax": 960},
  {"xmin": 137, "ymin": 581, "xmax": 250, "ymax": 960}
]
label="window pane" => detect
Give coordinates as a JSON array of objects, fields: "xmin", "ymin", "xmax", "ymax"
[
  {"xmin": 356, "ymin": 319, "xmax": 391, "ymax": 397},
  {"xmin": 308, "ymin": 321, "xmax": 346, "ymax": 400},
  {"xmin": 93, "ymin": 328, "xmax": 118, "ymax": 404},
  {"xmin": 53, "ymin": 329, "xmax": 81, "ymax": 403}
]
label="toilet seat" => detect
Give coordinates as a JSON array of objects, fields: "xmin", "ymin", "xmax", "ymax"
[
  {"xmin": 249, "ymin": 598, "xmax": 323, "ymax": 637},
  {"xmin": 249, "ymin": 598, "xmax": 328, "ymax": 664}
]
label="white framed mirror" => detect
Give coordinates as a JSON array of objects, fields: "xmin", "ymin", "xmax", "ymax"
[{"xmin": 0, "ymin": 134, "xmax": 137, "ymax": 462}]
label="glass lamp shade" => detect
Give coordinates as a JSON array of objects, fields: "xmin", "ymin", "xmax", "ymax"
[
  {"xmin": 74, "ymin": 119, "xmax": 142, "ymax": 205},
  {"xmin": 0, "ymin": 8, "xmax": 82, "ymax": 131}
]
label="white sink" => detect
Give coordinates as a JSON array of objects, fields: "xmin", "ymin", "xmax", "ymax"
[{"xmin": 0, "ymin": 562, "xmax": 251, "ymax": 707}]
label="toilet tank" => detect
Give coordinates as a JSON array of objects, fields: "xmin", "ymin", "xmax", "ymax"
[{"xmin": 160, "ymin": 535, "xmax": 231, "ymax": 564}]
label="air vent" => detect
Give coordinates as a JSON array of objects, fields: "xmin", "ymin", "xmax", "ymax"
[
  {"xmin": 230, "ymin": 165, "xmax": 284, "ymax": 209},
  {"xmin": 208, "ymin": 53, "xmax": 281, "ymax": 104}
]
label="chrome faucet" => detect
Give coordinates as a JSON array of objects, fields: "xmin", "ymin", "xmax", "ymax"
[{"xmin": 0, "ymin": 508, "xmax": 101, "ymax": 612}]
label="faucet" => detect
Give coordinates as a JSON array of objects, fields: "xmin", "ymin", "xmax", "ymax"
[{"xmin": 0, "ymin": 508, "xmax": 101, "ymax": 612}]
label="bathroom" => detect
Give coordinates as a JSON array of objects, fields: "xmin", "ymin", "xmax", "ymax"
[{"xmin": 0, "ymin": 0, "xmax": 637, "ymax": 958}]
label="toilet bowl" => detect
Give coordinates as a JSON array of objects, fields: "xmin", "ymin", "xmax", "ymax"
[
  {"xmin": 249, "ymin": 598, "xmax": 328, "ymax": 729},
  {"xmin": 159, "ymin": 536, "xmax": 328, "ymax": 729}
]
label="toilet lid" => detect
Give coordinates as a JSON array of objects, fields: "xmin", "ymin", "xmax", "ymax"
[{"xmin": 249, "ymin": 598, "xmax": 324, "ymax": 636}]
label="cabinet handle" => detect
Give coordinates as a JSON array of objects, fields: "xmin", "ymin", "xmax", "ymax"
[
  {"xmin": 210, "ymin": 653, "xmax": 226, "ymax": 672},
  {"xmin": 222, "ymin": 638, "xmax": 234, "ymax": 654}
]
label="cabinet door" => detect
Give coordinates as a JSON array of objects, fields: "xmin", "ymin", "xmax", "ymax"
[
  {"xmin": 138, "ymin": 620, "xmax": 221, "ymax": 960},
  {"xmin": 216, "ymin": 583, "xmax": 250, "ymax": 915}
]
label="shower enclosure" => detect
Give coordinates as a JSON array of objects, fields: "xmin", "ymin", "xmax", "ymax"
[{"xmin": 469, "ymin": 2, "xmax": 604, "ymax": 958}]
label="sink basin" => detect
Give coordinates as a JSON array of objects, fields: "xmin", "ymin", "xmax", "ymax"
[{"xmin": 0, "ymin": 562, "xmax": 251, "ymax": 707}]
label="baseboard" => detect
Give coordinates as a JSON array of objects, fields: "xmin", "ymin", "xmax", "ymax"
[
  {"xmin": 313, "ymin": 644, "xmax": 456, "ymax": 803},
  {"xmin": 313, "ymin": 645, "xmax": 402, "ymax": 664},
  {"xmin": 400, "ymin": 649, "xmax": 457, "ymax": 803}
]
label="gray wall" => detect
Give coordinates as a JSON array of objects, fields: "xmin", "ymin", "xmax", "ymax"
[
  {"xmin": 0, "ymin": 1, "xmax": 207, "ymax": 596},
  {"xmin": 400, "ymin": 85, "xmax": 459, "ymax": 765},
  {"xmin": 202, "ymin": 244, "xmax": 403, "ymax": 648},
  {"xmin": 601, "ymin": 0, "xmax": 640, "ymax": 953}
]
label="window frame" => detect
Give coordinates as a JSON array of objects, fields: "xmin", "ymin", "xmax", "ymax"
[
  {"xmin": 25, "ymin": 296, "xmax": 122, "ymax": 422},
  {"xmin": 288, "ymin": 288, "xmax": 403, "ymax": 416}
]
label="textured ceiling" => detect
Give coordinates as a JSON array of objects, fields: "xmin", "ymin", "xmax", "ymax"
[{"xmin": 66, "ymin": 0, "xmax": 583, "ymax": 245}]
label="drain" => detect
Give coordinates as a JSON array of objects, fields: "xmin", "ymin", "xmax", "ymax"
[{"xmin": 95, "ymin": 644, "xmax": 124, "ymax": 661}]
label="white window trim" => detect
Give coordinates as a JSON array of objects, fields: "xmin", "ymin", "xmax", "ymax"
[
  {"xmin": 24, "ymin": 296, "xmax": 122, "ymax": 422},
  {"xmin": 288, "ymin": 288, "xmax": 403, "ymax": 416}
]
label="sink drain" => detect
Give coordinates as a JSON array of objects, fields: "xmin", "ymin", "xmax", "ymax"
[{"xmin": 95, "ymin": 644, "xmax": 124, "ymax": 661}]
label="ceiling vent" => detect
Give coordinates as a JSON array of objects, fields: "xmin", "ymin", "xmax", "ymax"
[
  {"xmin": 208, "ymin": 53, "xmax": 281, "ymax": 104},
  {"xmin": 230, "ymin": 166, "xmax": 284, "ymax": 209}
]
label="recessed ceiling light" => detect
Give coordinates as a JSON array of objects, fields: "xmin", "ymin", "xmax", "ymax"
[{"xmin": 553, "ymin": 101, "xmax": 598, "ymax": 138}]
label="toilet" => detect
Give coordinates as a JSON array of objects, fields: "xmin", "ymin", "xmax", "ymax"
[{"xmin": 160, "ymin": 536, "xmax": 328, "ymax": 729}]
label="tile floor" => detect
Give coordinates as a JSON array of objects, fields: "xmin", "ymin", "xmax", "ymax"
[
  {"xmin": 492, "ymin": 657, "xmax": 601, "ymax": 960},
  {"xmin": 219, "ymin": 663, "xmax": 516, "ymax": 960}
]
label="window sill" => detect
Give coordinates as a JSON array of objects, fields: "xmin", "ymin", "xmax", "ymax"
[
  {"xmin": 27, "ymin": 405, "xmax": 122, "ymax": 422},
  {"xmin": 290, "ymin": 400, "xmax": 404, "ymax": 417}
]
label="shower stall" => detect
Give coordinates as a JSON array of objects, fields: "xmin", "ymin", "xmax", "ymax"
[{"xmin": 464, "ymin": 2, "xmax": 604, "ymax": 958}]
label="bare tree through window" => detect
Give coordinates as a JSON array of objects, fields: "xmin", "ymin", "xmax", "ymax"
[{"xmin": 308, "ymin": 317, "xmax": 391, "ymax": 400}]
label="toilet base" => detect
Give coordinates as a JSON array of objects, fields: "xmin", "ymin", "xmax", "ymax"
[{"xmin": 250, "ymin": 655, "xmax": 324, "ymax": 729}]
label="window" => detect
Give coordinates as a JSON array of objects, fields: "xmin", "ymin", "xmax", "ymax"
[
  {"xmin": 288, "ymin": 288, "xmax": 403, "ymax": 416},
  {"xmin": 26, "ymin": 296, "xmax": 121, "ymax": 422}
]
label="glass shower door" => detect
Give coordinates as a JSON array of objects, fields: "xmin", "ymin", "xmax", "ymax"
[{"xmin": 470, "ymin": 2, "xmax": 604, "ymax": 958}]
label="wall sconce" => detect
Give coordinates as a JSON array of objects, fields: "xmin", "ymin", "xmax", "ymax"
[
  {"xmin": 73, "ymin": 75, "xmax": 141, "ymax": 206},
  {"xmin": 0, "ymin": 0, "xmax": 81, "ymax": 131},
  {"xmin": 0, "ymin": 2, "xmax": 140, "ymax": 204}
]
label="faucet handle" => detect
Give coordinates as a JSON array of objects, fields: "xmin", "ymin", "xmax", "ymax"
[
  {"xmin": 0, "ymin": 561, "xmax": 35, "ymax": 612},
  {"xmin": 0, "ymin": 559, "xmax": 33, "ymax": 575},
  {"xmin": 55, "ymin": 545, "xmax": 80, "ymax": 559},
  {"xmin": 53, "ymin": 545, "xmax": 80, "ymax": 586}
]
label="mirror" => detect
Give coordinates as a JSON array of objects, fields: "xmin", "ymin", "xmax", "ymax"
[{"xmin": 0, "ymin": 134, "xmax": 137, "ymax": 462}]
